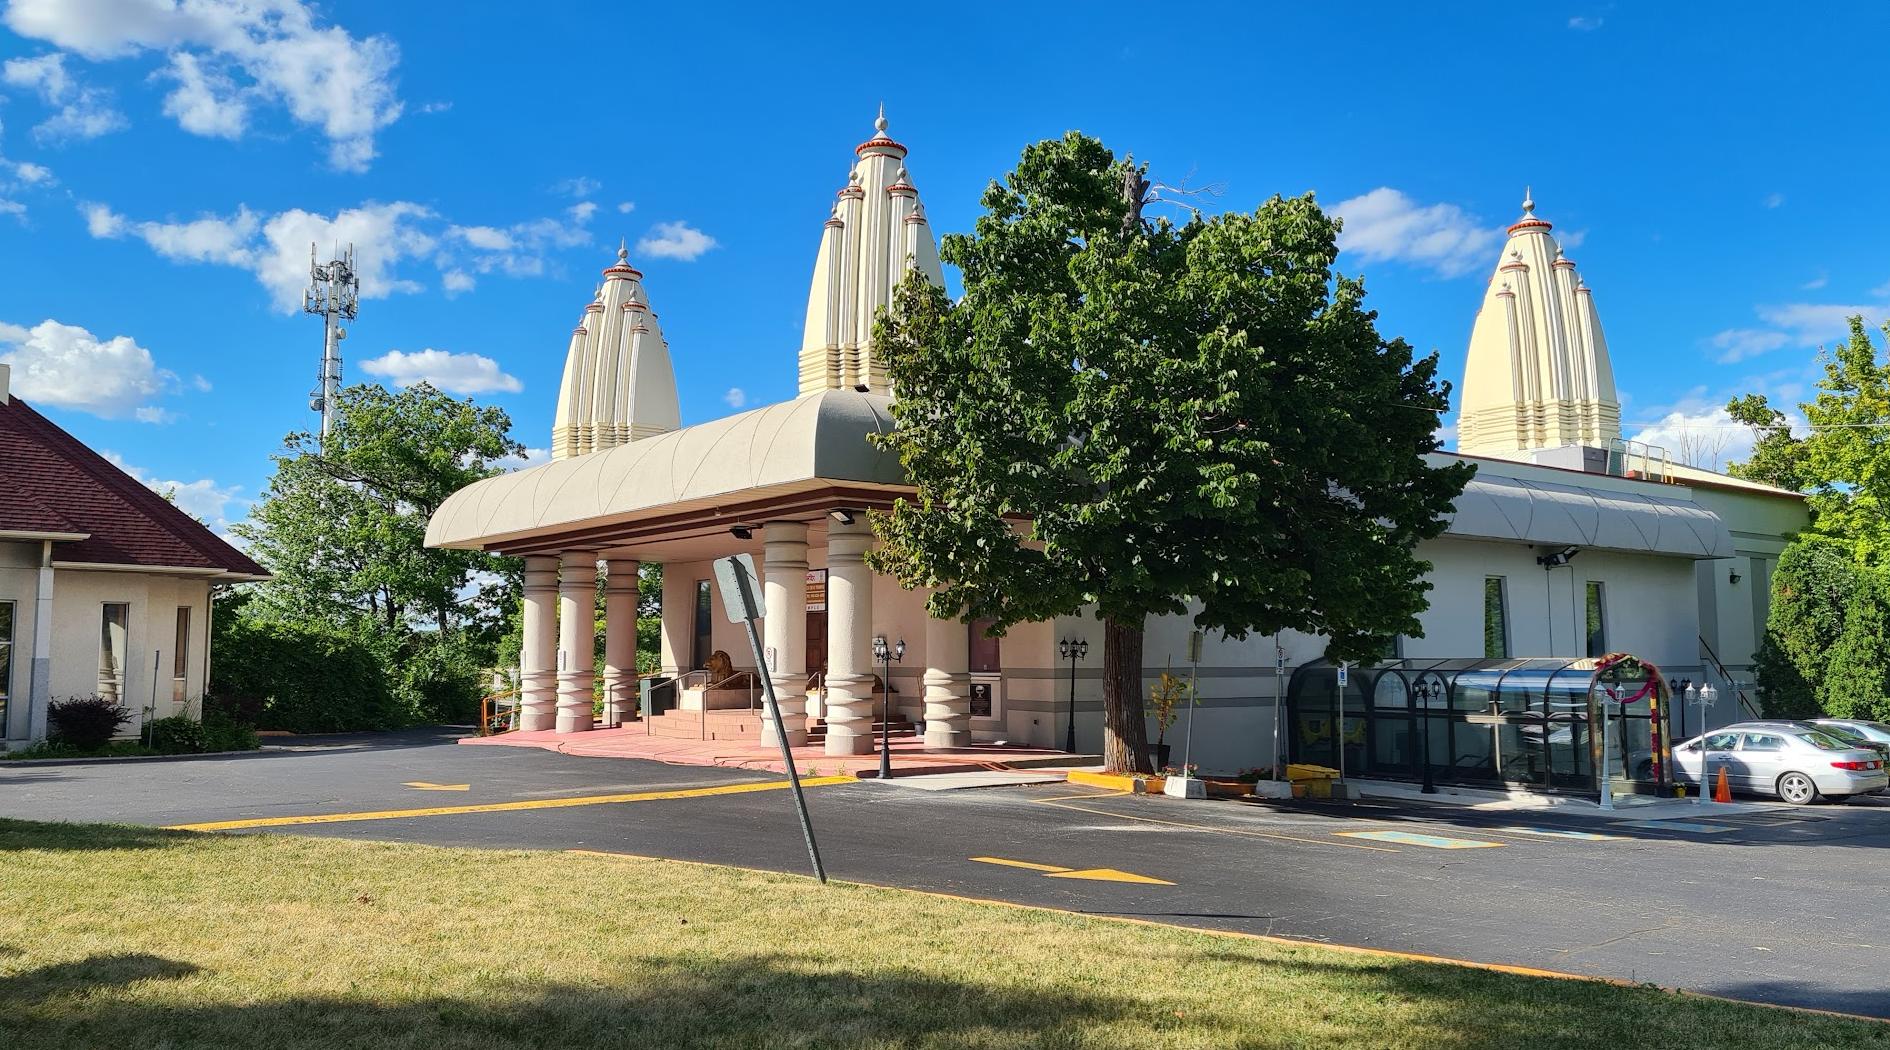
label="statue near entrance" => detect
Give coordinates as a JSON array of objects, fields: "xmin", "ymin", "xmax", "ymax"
[{"xmin": 704, "ymin": 650, "xmax": 736, "ymax": 684}]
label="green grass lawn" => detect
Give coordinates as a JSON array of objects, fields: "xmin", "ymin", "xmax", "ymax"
[{"xmin": 0, "ymin": 819, "xmax": 1880, "ymax": 1050}]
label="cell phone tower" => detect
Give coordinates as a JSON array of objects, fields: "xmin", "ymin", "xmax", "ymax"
[{"xmin": 304, "ymin": 242, "xmax": 359, "ymax": 445}]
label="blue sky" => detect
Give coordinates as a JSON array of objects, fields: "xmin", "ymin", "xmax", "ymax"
[{"xmin": 1, "ymin": 2, "xmax": 1886, "ymax": 535}]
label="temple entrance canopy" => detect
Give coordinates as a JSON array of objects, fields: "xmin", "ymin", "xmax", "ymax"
[{"xmin": 1286, "ymin": 653, "xmax": 1681, "ymax": 799}]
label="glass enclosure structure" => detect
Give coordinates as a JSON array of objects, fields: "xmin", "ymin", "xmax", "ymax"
[{"xmin": 1286, "ymin": 655, "xmax": 1683, "ymax": 798}]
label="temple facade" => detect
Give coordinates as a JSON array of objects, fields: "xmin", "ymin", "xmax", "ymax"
[{"xmin": 428, "ymin": 116, "xmax": 1807, "ymax": 792}]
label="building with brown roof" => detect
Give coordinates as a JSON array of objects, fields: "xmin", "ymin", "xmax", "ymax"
[{"xmin": 0, "ymin": 362, "xmax": 266, "ymax": 747}]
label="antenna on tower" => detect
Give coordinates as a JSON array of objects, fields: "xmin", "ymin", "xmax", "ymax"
[{"xmin": 303, "ymin": 241, "xmax": 360, "ymax": 446}]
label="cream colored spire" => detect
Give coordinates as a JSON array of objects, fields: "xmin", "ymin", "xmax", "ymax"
[
  {"xmin": 798, "ymin": 107, "xmax": 945, "ymax": 396},
  {"xmin": 1456, "ymin": 191, "xmax": 1620, "ymax": 457},
  {"xmin": 550, "ymin": 247, "xmax": 681, "ymax": 459}
]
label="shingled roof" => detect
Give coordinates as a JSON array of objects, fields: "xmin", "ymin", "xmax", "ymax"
[{"xmin": 0, "ymin": 392, "xmax": 267, "ymax": 578}]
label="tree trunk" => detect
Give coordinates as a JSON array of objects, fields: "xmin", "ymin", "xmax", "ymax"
[{"xmin": 1101, "ymin": 616, "xmax": 1152, "ymax": 774}]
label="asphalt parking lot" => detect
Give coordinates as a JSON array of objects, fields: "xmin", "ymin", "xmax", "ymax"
[{"xmin": 5, "ymin": 731, "xmax": 1889, "ymax": 1019}]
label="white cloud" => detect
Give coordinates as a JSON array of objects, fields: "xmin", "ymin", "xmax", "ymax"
[
  {"xmin": 102, "ymin": 451, "xmax": 247, "ymax": 533},
  {"xmin": 81, "ymin": 200, "xmax": 126, "ymax": 237},
  {"xmin": 1802, "ymin": 272, "xmax": 1828, "ymax": 291},
  {"xmin": 555, "ymin": 176, "xmax": 599, "ymax": 199},
  {"xmin": 0, "ymin": 318, "xmax": 174, "ymax": 418},
  {"xmin": 1557, "ymin": 228, "xmax": 1587, "ymax": 250},
  {"xmin": 568, "ymin": 201, "xmax": 597, "ymax": 224},
  {"xmin": 12, "ymin": 161, "xmax": 54, "ymax": 184},
  {"xmin": 1331, "ymin": 187, "xmax": 1498, "ymax": 278},
  {"xmin": 1755, "ymin": 302, "xmax": 1887, "ymax": 342},
  {"xmin": 1765, "ymin": 192, "xmax": 1785, "ymax": 209},
  {"xmin": 616, "ymin": 201, "xmax": 635, "ymax": 214},
  {"xmin": 190, "ymin": 373, "xmax": 212, "ymax": 392},
  {"xmin": 86, "ymin": 195, "xmax": 602, "ymax": 310},
  {"xmin": 494, "ymin": 446, "xmax": 550, "ymax": 472},
  {"xmin": 3, "ymin": 52, "xmax": 127, "ymax": 142},
  {"xmin": 724, "ymin": 387, "xmax": 747, "ymax": 409},
  {"xmin": 360, "ymin": 348, "xmax": 521, "ymax": 395},
  {"xmin": 3, "ymin": 0, "xmax": 403, "ymax": 171},
  {"xmin": 417, "ymin": 100, "xmax": 451, "ymax": 114},
  {"xmin": 1707, "ymin": 328, "xmax": 1790, "ymax": 364},
  {"xmin": 1628, "ymin": 405, "xmax": 1744, "ymax": 472},
  {"xmin": 637, "ymin": 220, "xmax": 717, "ymax": 262},
  {"xmin": 1568, "ymin": 15, "xmax": 1604, "ymax": 30},
  {"xmin": 158, "ymin": 51, "xmax": 248, "ymax": 139},
  {"xmin": 0, "ymin": 199, "xmax": 24, "ymax": 220}
]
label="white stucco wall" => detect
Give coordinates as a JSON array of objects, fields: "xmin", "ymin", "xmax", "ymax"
[{"xmin": 0, "ymin": 557, "xmax": 212, "ymax": 745}]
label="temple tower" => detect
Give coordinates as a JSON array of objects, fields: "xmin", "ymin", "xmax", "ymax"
[
  {"xmin": 798, "ymin": 107, "xmax": 946, "ymax": 396},
  {"xmin": 550, "ymin": 245, "xmax": 682, "ymax": 459},
  {"xmin": 1456, "ymin": 191, "xmax": 1621, "ymax": 457}
]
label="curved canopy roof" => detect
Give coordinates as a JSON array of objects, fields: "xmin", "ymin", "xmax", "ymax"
[
  {"xmin": 1445, "ymin": 471, "xmax": 1732, "ymax": 559},
  {"xmin": 427, "ymin": 390, "xmax": 902, "ymax": 551}
]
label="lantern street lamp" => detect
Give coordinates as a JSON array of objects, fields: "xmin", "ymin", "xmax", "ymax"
[
  {"xmin": 872, "ymin": 635, "xmax": 905, "ymax": 780},
  {"xmin": 1057, "ymin": 637, "xmax": 1088, "ymax": 753},
  {"xmin": 1411, "ymin": 675, "xmax": 1441, "ymax": 794},
  {"xmin": 1697, "ymin": 681, "xmax": 1717, "ymax": 804}
]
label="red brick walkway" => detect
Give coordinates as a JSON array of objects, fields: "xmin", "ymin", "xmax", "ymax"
[{"xmin": 459, "ymin": 724, "xmax": 1083, "ymax": 778}]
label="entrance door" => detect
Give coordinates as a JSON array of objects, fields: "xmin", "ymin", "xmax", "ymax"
[{"xmin": 806, "ymin": 610, "xmax": 826, "ymax": 677}]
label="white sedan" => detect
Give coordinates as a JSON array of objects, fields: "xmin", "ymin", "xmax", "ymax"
[{"xmin": 1670, "ymin": 723, "xmax": 1887, "ymax": 805}]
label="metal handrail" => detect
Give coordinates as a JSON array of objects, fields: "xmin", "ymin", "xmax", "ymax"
[
  {"xmin": 675, "ymin": 670, "xmax": 761, "ymax": 737},
  {"xmin": 1698, "ymin": 635, "xmax": 1765, "ymax": 720},
  {"xmin": 478, "ymin": 688, "xmax": 520, "ymax": 736}
]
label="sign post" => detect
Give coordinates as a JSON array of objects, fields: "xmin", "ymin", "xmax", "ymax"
[{"xmin": 713, "ymin": 553, "xmax": 827, "ymax": 883}]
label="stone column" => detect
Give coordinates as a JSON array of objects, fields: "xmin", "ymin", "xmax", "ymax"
[
  {"xmin": 519, "ymin": 556, "xmax": 560, "ymax": 732},
  {"xmin": 822, "ymin": 519, "xmax": 875, "ymax": 755},
  {"xmin": 557, "ymin": 553, "xmax": 597, "ymax": 734},
  {"xmin": 602, "ymin": 558, "xmax": 639, "ymax": 726},
  {"xmin": 762, "ymin": 522, "xmax": 810, "ymax": 747},
  {"xmin": 923, "ymin": 606, "xmax": 972, "ymax": 750},
  {"xmin": 659, "ymin": 568, "xmax": 694, "ymax": 676}
]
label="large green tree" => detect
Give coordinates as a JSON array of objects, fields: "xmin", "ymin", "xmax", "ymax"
[
  {"xmin": 238, "ymin": 382, "xmax": 522, "ymax": 638},
  {"xmin": 868, "ymin": 133, "xmax": 1473, "ymax": 772},
  {"xmin": 1729, "ymin": 317, "xmax": 1890, "ymax": 718}
]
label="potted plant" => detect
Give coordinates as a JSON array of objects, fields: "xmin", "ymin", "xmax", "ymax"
[{"xmin": 1147, "ymin": 672, "xmax": 1190, "ymax": 770}]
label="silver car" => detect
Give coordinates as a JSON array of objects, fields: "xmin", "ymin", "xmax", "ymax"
[
  {"xmin": 1671, "ymin": 722, "xmax": 1888, "ymax": 805},
  {"xmin": 1812, "ymin": 718, "xmax": 1890, "ymax": 749}
]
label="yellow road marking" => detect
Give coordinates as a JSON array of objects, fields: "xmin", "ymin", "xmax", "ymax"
[
  {"xmin": 1046, "ymin": 867, "xmax": 1175, "ymax": 885},
  {"xmin": 165, "ymin": 776, "xmax": 854, "ymax": 832},
  {"xmin": 403, "ymin": 781, "xmax": 470, "ymax": 791},
  {"xmin": 972, "ymin": 856, "xmax": 1173, "ymax": 885},
  {"xmin": 972, "ymin": 856, "xmax": 1072, "ymax": 872},
  {"xmin": 1030, "ymin": 796, "xmax": 1400, "ymax": 852},
  {"xmin": 566, "ymin": 848, "xmax": 1887, "ymax": 1026}
]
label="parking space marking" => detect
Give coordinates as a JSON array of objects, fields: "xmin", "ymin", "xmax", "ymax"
[
  {"xmin": 1028, "ymin": 797, "xmax": 1401, "ymax": 852},
  {"xmin": 165, "ymin": 776, "xmax": 854, "ymax": 831},
  {"xmin": 1335, "ymin": 830, "xmax": 1505, "ymax": 849},
  {"xmin": 1495, "ymin": 826, "xmax": 1624, "ymax": 841},
  {"xmin": 1613, "ymin": 819, "xmax": 1738, "ymax": 834}
]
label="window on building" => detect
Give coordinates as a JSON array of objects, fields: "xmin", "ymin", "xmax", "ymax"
[
  {"xmin": 99, "ymin": 603, "xmax": 129, "ymax": 703},
  {"xmin": 173, "ymin": 607, "xmax": 191, "ymax": 704},
  {"xmin": 692, "ymin": 580, "xmax": 713, "ymax": 671},
  {"xmin": 0, "ymin": 601, "xmax": 13, "ymax": 727},
  {"xmin": 968, "ymin": 618, "xmax": 1001, "ymax": 673},
  {"xmin": 1584, "ymin": 581, "xmax": 1607, "ymax": 657},
  {"xmin": 1482, "ymin": 577, "xmax": 1509, "ymax": 659}
]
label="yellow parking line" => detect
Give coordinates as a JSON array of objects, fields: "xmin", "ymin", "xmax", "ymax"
[{"xmin": 164, "ymin": 776, "xmax": 854, "ymax": 832}]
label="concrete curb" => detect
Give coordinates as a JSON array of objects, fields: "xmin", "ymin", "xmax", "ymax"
[{"xmin": 0, "ymin": 747, "xmax": 267, "ymax": 768}]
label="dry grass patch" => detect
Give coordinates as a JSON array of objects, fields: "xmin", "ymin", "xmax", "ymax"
[{"xmin": 0, "ymin": 819, "xmax": 1881, "ymax": 1049}]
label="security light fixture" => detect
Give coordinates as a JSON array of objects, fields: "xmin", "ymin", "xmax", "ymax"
[
  {"xmin": 854, "ymin": 383, "xmax": 871, "ymax": 393},
  {"xmin": 729, "ymin": 525, "xmax": 754, "ymax": 540},
  {"xmin": 830, "ymin": 509, "xmax": 856, "ymax": 525},
  {"xmin": 1535, "ymin": 546, "xmax": 1580, "ymax": 569},
  {"xmin": 1729, "ymin": 568, "xmax": 1742, "ymax": 584}
]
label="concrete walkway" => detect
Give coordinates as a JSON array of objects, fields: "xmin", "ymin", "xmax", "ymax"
[
  {"xmin": 1353, "ymin": 778, "xmax": 1783, "ymax": 819},
  {"xmin": 460, "ymin": 725, "xmax": 1092, "ymax": 778}
]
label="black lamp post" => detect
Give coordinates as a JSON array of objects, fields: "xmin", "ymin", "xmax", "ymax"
[
  {"xmin": 873, "ymin": 634, "xmax": 905, "ymax": 779},
  {"xmin": 1412, "ymin": 675, "xmax": 1440, "ymax": 794},
  {"xmin": 1057, "ymin": 637, "xmax": 1087, "ymax": 752}
]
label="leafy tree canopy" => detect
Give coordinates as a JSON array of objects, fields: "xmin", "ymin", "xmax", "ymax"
[{"xmin": 867, "ymin": 133, "xmax": 1472, "ymax": 770}]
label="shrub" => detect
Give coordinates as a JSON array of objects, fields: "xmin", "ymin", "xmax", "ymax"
[
  {"xmin": 47, "ymin": 695, "xmax": 132, "ymax": 750},
  {"xmin": 146, "ymin": 716, "xmax": 207, "ymax": 755},
  {"xmin": 211, "ymin": 618, "xmax": 401, "ymax": 733},
  {"xmin": 392, "ymin": 633, "xmax": 485, "ymax": 725}
]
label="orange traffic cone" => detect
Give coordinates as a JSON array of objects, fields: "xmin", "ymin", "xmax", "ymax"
[{"xmin": 1712, "ymin": 766, "xmax": 1732, "ymax": 804}]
